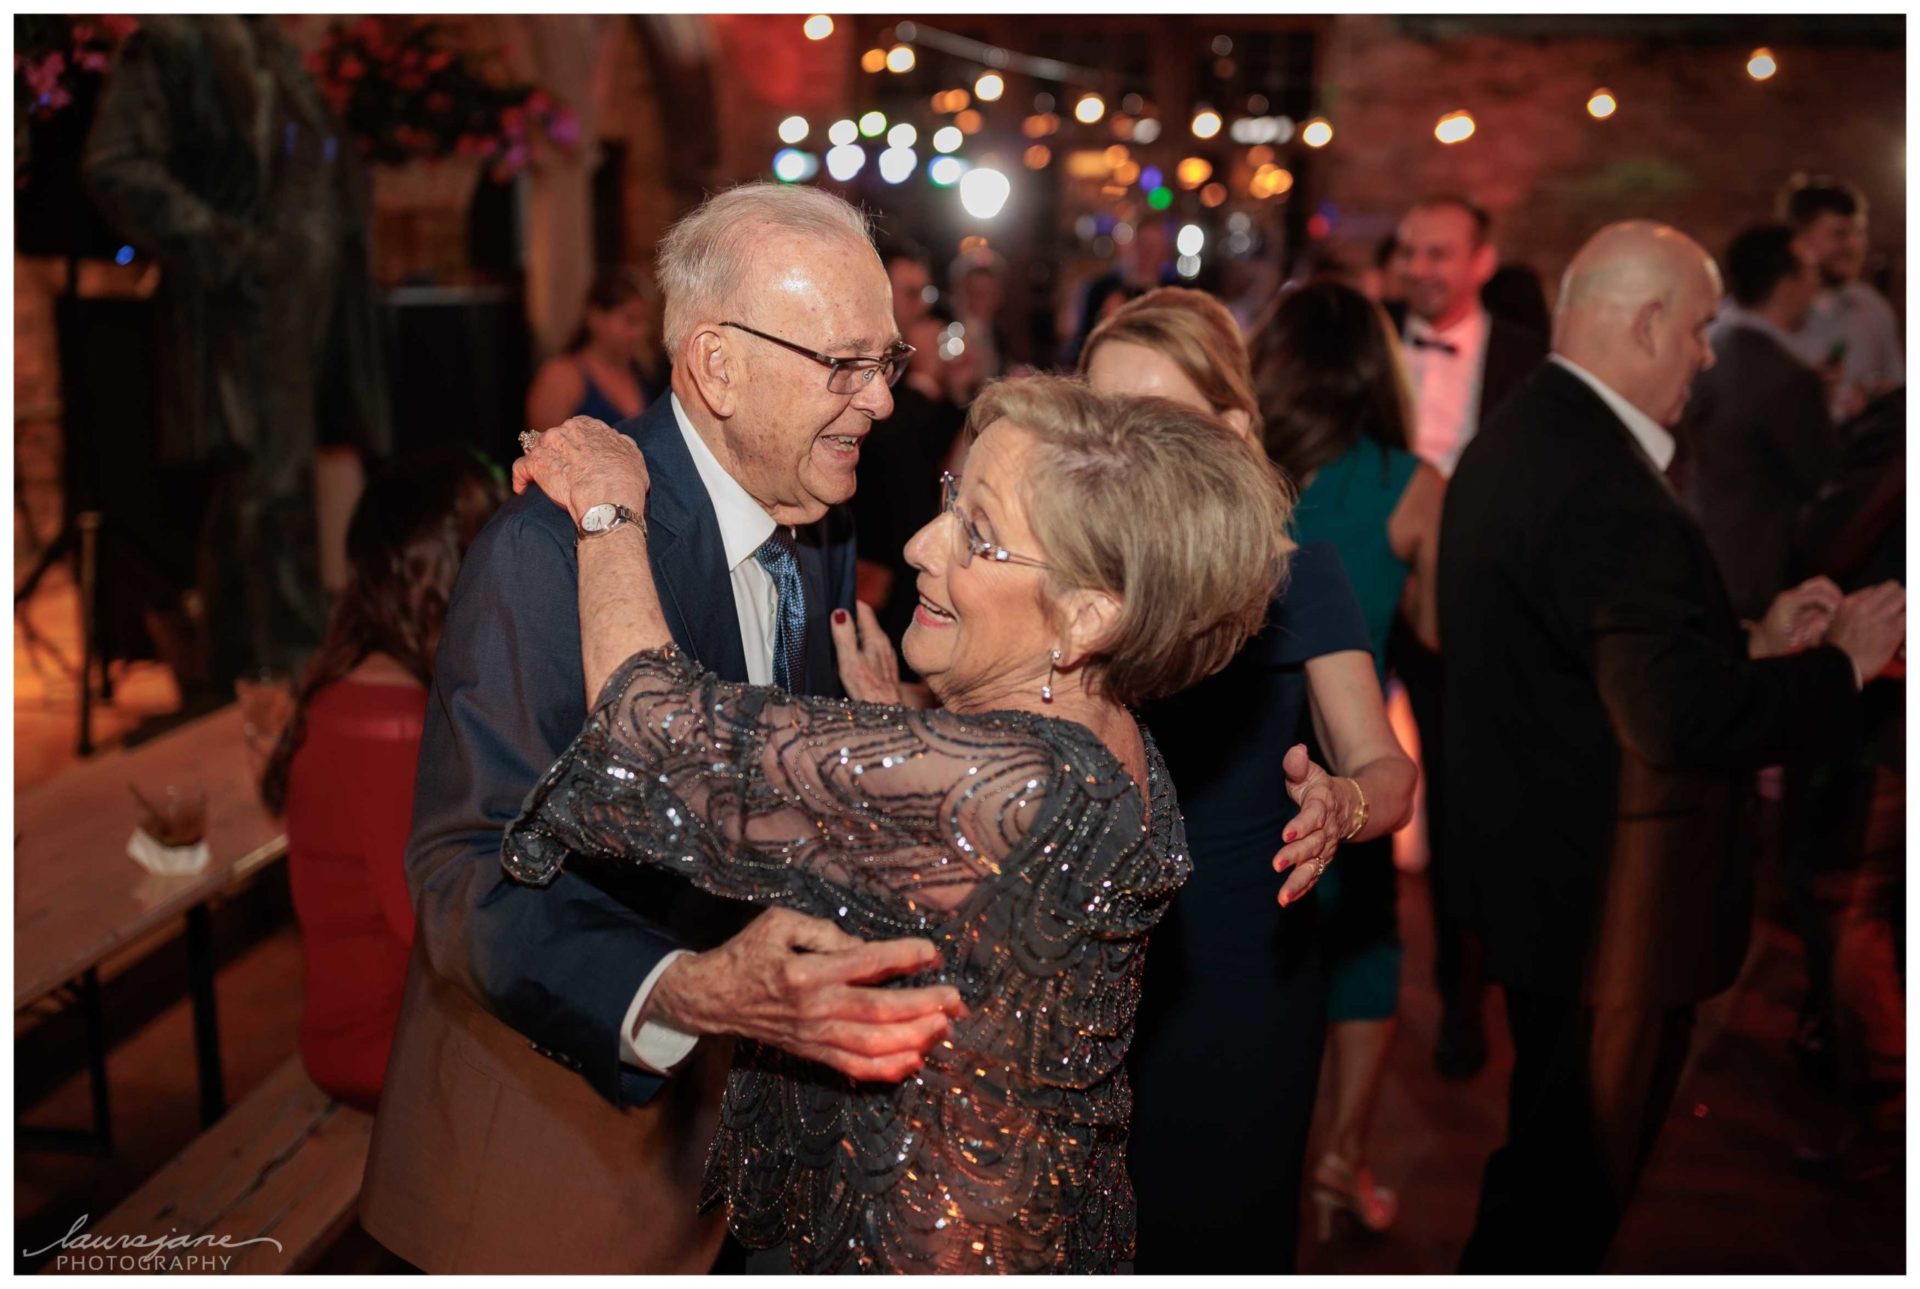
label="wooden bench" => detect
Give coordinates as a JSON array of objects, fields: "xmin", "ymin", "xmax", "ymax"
[{"xmin": 46, "ymin": 1057, "xmax": 372, "ymax": 1275}]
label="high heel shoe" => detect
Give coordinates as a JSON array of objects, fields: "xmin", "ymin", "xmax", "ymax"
[{"xmin": 1311, "ymin": 1154, "xmax": 1398, "ymax": 1238}]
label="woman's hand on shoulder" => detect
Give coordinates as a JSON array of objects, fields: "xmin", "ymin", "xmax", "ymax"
[{"xmin": 514, "ymin": 415, "xmax": 650, "ymax": 528}]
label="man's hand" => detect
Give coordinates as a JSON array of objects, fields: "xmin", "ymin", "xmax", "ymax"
[
  {"xmin": 1826, "ymin": 580, "xmax": 1906, "ymax": 686},
  {"xmin": 830, "ymin": 603, "xmax": 906, "ymax": 706},
  {"xmin": 645, "ymin": 908, "xmax": 963, "ymax": 1082},
  {"xmin": 1749, "ymin": 576, "xmax": 1844, "ymax": 658}
]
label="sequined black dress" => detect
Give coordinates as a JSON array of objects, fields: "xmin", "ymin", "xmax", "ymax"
[{"xmin": 503, "ymin": 648, "xmax": 1188, "ymax": 1274}]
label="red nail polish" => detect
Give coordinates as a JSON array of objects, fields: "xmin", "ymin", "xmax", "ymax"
[{"xmin": 833, "ymin": 609, "xmax": 849, "ymax": 624}]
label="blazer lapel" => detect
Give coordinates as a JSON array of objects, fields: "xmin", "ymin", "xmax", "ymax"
[
  {"xmin": 792, "ymin": 529, "xmax": 839, "ymax": 698},
  {"xmin": 626, "ymin": 401, "xmax": 750, "ymax": 684}
]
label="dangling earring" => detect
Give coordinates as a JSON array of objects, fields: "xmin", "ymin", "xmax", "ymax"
[{"xmin": 1042, "ymin": 649, "xmax": 1062, "ymax": 702}]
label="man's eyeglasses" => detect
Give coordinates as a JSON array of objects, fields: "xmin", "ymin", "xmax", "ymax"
[
  {"xmin": 720, "ymin": 321, "xmax": 914, "ymax": 394},
  {"xmin": 941, "ymin": 471, "xmax": 1050, "ymax": 570}
]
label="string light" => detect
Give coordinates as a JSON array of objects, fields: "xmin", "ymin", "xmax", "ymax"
[
  {"xmin": 778, "ymin": 116, "xmax": 810, "ymax": 145},
  {"xmin": 1250, "ymin": 164, "xmax": 1294, "ymax": 199},
  {"xmin": 928, "ymin": 155, "xmax": 966, "ymax": 186},
  {"xmin": 879, "ymin": 146, "xmax": 918, "ymax": 184},
  {"xmin": 955, "ymin": 109, "xmax": 985, "ymax": 135},
  {"xmin": 1022, "ymin": 113, "xmax": 1060, "ymax": 138},
  {"xmin": 861, "ymin": 48, "xmax": 887, "ymax": 74},
  {"xmin": 933, "ymin": 126, "xmax": 964, "ymax": 153},
  {"xmin": 888, "ymin": 123, "xmax": 918, "ymax": 148},
  {"xmin": 1587, "ymin": 89, "xmax": 1617, "ymax": 119},
  {"xmin": 1131, "ymin": 118, "xmax": 1162, "ymax": 144},
  {"xmin": 773, "ymin": 149, "xmax": 819, "ymax": 183},
  {"xmin": 1114, "ymin": 160, "xmax": 1140, "ymax": 186},
  {"xmin": 803, "ymin": 15, "xmax": 833, "ymax": 40},
  {"xmin": 1201, "ymin": 183, "xmax": 1228, "ymax": 208},
  {"xmin": 1075, "ymin": 94, "xmax": 1106, "ymax": 125},
  {"xmin": 887, "ymin": 44, "xmax": 916, "ymax": 73},
  {"xmin": 1190, "ymin": 108, "xmax": 1222, "ymax": 139},
  {"xmin": 1434, "ymin": 110, "xmax": 1475, "ymax": 145},
  {"xmin": 825, "ymin": 143, "xmax": 866, "ymax": 181},
  {"xmin": 1747, "ymin": 48, "xmax": 1777, "ymax": 80},
  {"xmin": 828, "ymin": 119, "xmax": 858, "ymax": 146},
  {"xmin": 1024, "ymin": 145, "xmax": 1051, "ymax": 169},
  {"xmin": 1301, "ymin": 117, "xmax": 1334, "ymax": 148},
  {"xmin": 1105, "ymin": 144, "xmax": 1130, "ymax": 167},
  {"xmin": 859, "ymin": 111, "xmax": 888, "ymax": 137},
  {"xmin": 1147, "ymin": 186, "xmax": 1173, "ymax": 211},
  {"xmin": 1176, "ymin": 156, "xmax": 1213, "ymax": 189},
  {"xmin": 958, "ymin": 167, "xmax": 1012, "ymax": 219},
  {"xmin": 975, "ymin": 72, "xmax": 1005, "ymax": 102}
]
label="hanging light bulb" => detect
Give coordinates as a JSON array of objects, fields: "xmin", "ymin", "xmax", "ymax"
[
  {"xmin": 958, "ymin": 167, "xmax": 1012, "ymax": 219},
  {"xmin": 1190, "ymin": 108, "xmax": 1222, "ymax": 140},
  {"xmin": 802, "ymin": 15, "xmax": 833, "ymax": 41},
  {"xmin": 1074, "ymin": 94, "xmax": 1106, "ymax": 125},
  {"xmin": 1301, "ymin": 117, "xmax": 1334, "ymax": 148},
  {"xmin": 1587, "ymin": 88, "xmax": 1618, "ymax": 119},
  {"xmin": 1434, "ymin": 110, "xmax": 1476, "ymax": 145},
  {"xmin": 975, "ymin": 72, "xmax": 1005, "ymax": 102},
  {"xmin": 887, "ymin": 44, "xmax": 916, "ymax": 74}
]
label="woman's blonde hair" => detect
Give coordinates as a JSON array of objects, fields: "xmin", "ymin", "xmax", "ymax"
[
  {"xmin": 965, "ymin": 375, "xmax": 1291, "ymax": 707},
  {"xmin": 1076, "ymin": 286, "xmax": 1261, "ymax": 428}
]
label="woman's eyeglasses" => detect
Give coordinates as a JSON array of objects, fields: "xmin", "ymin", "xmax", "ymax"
[{"xmin": 941, "ymin": 472, "xmax": 1050, "ymax": 570}]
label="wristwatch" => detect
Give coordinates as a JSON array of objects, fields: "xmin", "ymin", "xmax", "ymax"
[{"xmin": 575, "ymin": 502, "xmax": 643, "ymax": 545}]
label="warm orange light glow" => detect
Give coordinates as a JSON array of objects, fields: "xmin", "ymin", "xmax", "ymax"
[
  {"xmin": 1201, "ymin": 182, "xmax": 1228, "ymax": 208},
  {"xmin": 1024, "ymin": 145, "xmax": 1052, "ymax": 169},
  {"xmin": 1250, "ymin": 163, "xmax": 1295, "ymax": 199},
  {"xmin": 1022, "ymin": 113, "xmax": 1060, "ymax": 139},
  {"xmin": 1105, "ymin": 144, "xmax": 1130, "ymax": 167},
  {"xmin": 1075, "ymin": 94, "xmax": 1106, "ymax": 125},
  {"xmin": 861, "ymin": 48, "xmax": 887, "ymax": 74},
  {"xmin": 1114, "ymin": 160, "xmax": 1141, "ymax": 186},
  {"xmin": 1176, "ymin": 156, "xmax": 1213, "ymax": 189},
  {"xmin": 1301, "ymin": 118, "xmax": 1333, "ymax": 148},
  {"xmin": 1434, "ymin": 110, "xmax": 1475, "ymax": 145},
  {"xmin": 1587, "ymin": 89, "xmax": 1617, "ymax": 119},
  {"xmin": 1747, "ymin": 48, "xmax": 1777, "ymax": 80},
  {"xmin": 955, "ymin": 109, "xmax": 984, "ymax": 135}
]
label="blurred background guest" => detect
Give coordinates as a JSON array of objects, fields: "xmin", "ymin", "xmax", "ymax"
[
  {"xmin": 1681, "ymin": 223, "xmax": 1837, "ymax": 620},
  {"xmin": 949, "ymin": 248, "xmax": 1011, "ymax": 391},
  {"xmin": 1481, "ymin": 263, "xmax": 1553, "ymax": 342},
  {"xmin": 525, "ymin": 267, "xmax": 660, "ymax": 432},
  {"xmin": 260, "ymin": 446, "xmax": 504, "ymax": 1112},
  {"xmin": 882, "ymin": 237, "xmax": 936, "ymax": 329},
  {"xmin": 1082, "ymin": 286, "xmax": 1417, "ymax": 1271},
  {"xmin": 1780, "ymin": 388, "xmax": 1906, "ymax": 1176},
  {"xmin": 1443, "ymin": 220, "xmax": 1902, "ymax": 1272},
  {"xmin": 1777, "ymin": 174, "xmax": 1903, "ymax": 421},
  {"xmin": 83, "ymin": 14, "xmax": 392, "ymax": 693},
  {"xmin": 1057, "ymin": 272, "xmax": 1144, "ymax": 369},
  {"xmin": 1387, "ymin": 196, "xmax": 1548, "ymax": 1081},
  {"xmin": 1251, "ymin": 280, "xmax": 1445, "ymax": 1237}
]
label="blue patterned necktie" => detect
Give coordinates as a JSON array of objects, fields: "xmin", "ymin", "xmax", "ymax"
[{"xmin": 752, "ymin": 527, "xmax": 806, "ymax": 691}]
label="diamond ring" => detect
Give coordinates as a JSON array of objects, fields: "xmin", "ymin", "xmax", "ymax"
[{"xmin": 518, "ymin": 429, "xmax": 542, "ymax": 454}]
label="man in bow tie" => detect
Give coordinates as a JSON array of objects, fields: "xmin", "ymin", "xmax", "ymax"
[{"xmin": 1384, "ymin": 197, "xmax": 1549, "ymax": 1082}]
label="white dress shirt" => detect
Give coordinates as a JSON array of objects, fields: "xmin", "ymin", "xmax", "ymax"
[
  {"xmin": 618, "ymin": 392, "xmax": 783, "ymax": 1074},
  {"xmin": 1548, "ymin": 355, "xmax": 1675, "ymax": 474},
  {"xmin": 1403, "ymin": 307, "xmax": 1491, "ymax": 475}
]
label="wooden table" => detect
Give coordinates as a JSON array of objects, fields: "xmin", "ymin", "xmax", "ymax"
[{"xmin": 15, "ymin": 705, "xmax": 287, "ymax": 1151}]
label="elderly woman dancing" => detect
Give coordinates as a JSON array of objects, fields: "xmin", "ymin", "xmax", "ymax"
[{"xmin": 506, "ymin": 376, "xmax": 1344, "ymax": 1273}]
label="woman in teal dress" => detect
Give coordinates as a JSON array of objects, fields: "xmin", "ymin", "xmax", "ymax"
[{"xmin": 1249, "ymin": 280, "xmax": 1445, "ymax": 1237}]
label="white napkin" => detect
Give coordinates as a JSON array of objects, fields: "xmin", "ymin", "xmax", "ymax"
[{"xmin": 127, "ymin": 827, "xmax": 211, "ymax": 877}]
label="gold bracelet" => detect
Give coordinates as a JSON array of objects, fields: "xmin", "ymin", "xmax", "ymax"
[{"xmin": 1342, "ymin": 777, "xmax": 1369, "ymax": 841}]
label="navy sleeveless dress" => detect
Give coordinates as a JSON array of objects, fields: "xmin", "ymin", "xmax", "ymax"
[{"xmin": 1128, "ymin": 540, "xmax": 1372, "ymax": 1272}]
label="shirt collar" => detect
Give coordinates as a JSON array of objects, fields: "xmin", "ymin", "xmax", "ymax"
[
  {"xmin": 1549, "ymin": 355, "xmax": 1675, "ymax": 472},
  {"xmin": 669, "ymin": 392, "xmax": 778, "ymax": 571}
]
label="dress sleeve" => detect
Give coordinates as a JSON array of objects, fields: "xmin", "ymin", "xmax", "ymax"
[
  {"xmin": 1265, "ymin": 541, "xmax": 1374, "ymax": 666},
  {"xmin": 503, "ymin": 649, "xmax": 1061, "ymax": 921}
]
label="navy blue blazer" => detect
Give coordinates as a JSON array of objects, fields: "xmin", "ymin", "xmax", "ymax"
[{"xmin": 403, "ymin": 395, "xmax": 857, "ymax": 1107}]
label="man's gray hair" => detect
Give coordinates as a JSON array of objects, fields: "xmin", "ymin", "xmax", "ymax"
[{"xmin": 655, "ymin": 183, "xmax": 876, "ymax": 358}]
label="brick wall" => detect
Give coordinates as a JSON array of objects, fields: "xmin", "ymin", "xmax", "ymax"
[{"xmin": 1314, "ymin": 16, "xmax": 1906, "ymax": 302}]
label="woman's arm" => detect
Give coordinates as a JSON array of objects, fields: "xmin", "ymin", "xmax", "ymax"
[
  {"xmin": 513, "ymin": 417, "xmax": 671, "ymax": 705},
  {"xmin": 1304, "ymin": 648, "xmax": 1418, "ymax": 842},
  {"xmin": 1387, "ymin": 462, "xmax": 1445, "ymax": 652}
]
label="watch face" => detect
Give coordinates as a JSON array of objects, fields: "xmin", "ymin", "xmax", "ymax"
[{"xmin": 581, "ymin": 503, "xmax": 618, "ymax": 533}]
